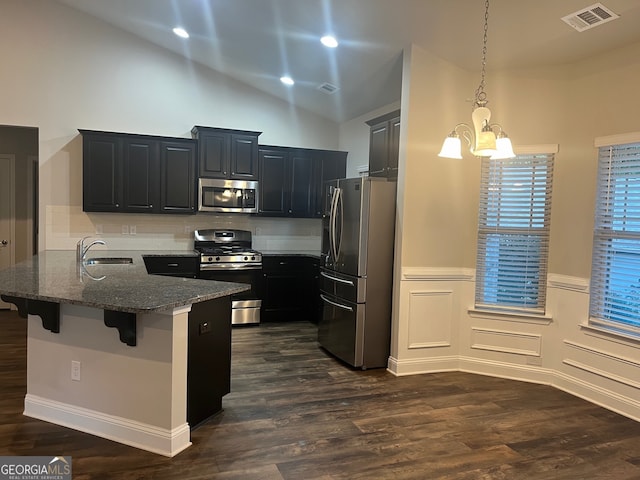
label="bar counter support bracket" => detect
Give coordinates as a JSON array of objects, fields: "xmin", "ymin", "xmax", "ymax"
[
  {"xmin": 104, "ymin": 310, "xmax": 137, "ymax": 346},
  {"xmin": 0, "ymin": 295, "xmax": 60, "ymax": 333}
]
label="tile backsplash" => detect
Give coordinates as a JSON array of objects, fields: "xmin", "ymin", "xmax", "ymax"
[{"xmin": 46, "ymin": 205, "xmax": 322, "ymax": 252}]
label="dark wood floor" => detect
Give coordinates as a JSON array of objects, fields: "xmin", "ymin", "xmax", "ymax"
[{"xmin": 2, "ymin": 310, "xmax": 640, "ymax": 479}]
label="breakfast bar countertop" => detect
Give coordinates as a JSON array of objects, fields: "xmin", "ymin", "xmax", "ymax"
[{"xmin": 0, "ymin": 250, "xmax": 248, "ymax": 314}]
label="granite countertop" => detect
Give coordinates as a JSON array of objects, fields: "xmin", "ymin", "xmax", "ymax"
[{"xmin": 0, "ymin": 250, "xmax": 249, "ymax": 314}]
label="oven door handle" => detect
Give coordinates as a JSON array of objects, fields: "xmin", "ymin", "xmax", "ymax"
[
  {"xmin": 320, "ymin": 294, "xmax": 353, "ymax": 312},
  {"xmin": 200, "ymin": 264, "xmax": 262, "ymax": 271},
  {"xmin": 320, "ymin": 271, "xmax": 355, "ymax": 286}
]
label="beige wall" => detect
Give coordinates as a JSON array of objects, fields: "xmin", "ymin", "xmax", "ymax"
[{"xmin": 390, "ymin": 41, "xmax": 640, "ymax": 421}]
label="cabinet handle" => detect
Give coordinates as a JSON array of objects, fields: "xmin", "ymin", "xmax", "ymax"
[
  {"xmin": 115, "ymin": 204, "xmax": 120, "ymax": 207},
  {"xmin": 167, "ymin": 263, "xmax": 179, "ymax": 267}
]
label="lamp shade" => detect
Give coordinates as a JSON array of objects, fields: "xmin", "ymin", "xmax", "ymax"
[
  {"xmin": 491, "ymin": 136, "xmax": 516, "ymax": 159},
  {"xmin": 438, "ymin": 136, "xmax": 463, "ymax": 159}
]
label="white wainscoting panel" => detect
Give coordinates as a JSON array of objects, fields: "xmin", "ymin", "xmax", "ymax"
[
  {"xmin": 471, "ymin": 328, "xmax": 542, "ymax": 357},
  {"xmin": 407, "ymin": 290, "xmax": 453, "ymax": 349}
]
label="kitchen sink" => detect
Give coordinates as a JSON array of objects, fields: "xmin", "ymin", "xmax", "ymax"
[{"xmin": 84, "ymin": 257, "xmax": 133, "ymax": 265}]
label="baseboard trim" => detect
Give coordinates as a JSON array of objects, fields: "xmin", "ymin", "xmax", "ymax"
[
  {"xmin": 553, "ymin": 371, "xmax": 640, "ymax": 423},
  {"xmin": 388, "ymin": 355, "xmax": 640, "ymax": 422},
  {"xmin": 24, "ymin": 394, "xmax": 191, "ymax": 457},
  {"xmin": 387, "ymin": 355, "xmax": 458, "ymax": 376}
]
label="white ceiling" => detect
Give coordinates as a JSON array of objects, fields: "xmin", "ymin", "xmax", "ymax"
[{"xmin": 55, "ymin": 0, "xmax": 640, "ymax": 123}]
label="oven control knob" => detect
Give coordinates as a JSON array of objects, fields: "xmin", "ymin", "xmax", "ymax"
[
  {"xmin": 244, "ymin": 256, "xmax": 248, "ymax": 261},
  {"xmin": 251, "ymin": 256, "xmax": 255, "ymax": 260},
  {"xmin": 215, "ymin": 256, "xmax": 220, "ymax": 261},
  {"xmin": 208, "ymin": 256, "xmax": 213, "ymax": 262}
]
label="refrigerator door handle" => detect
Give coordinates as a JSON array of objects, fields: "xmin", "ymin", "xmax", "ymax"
[
  {"xmin": 330, "ymin": 187, "xmax": 340, "ymax": 262},
  {"xmin": 320, "ymin": 294, "xmax": 354, "ymax": 312},
  {"xmin": 320, "ymin": 271, "xmax": 355, "ymax": 286},
  {"xmin": 334, "ymin": 187, "xmax": 343, "ymax": 261}
]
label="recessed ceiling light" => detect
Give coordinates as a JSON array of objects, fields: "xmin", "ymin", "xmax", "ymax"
[
  {"xmin": 280, "ymin": 76, "xmax": 295, "ymax": 86},
  {"xmin": 321, "ymin": 35, "xmax": 338, "ymax": 48},
  {"xmin": 172, "ymin": 27, "xmax": 189, "ymax": 39}
]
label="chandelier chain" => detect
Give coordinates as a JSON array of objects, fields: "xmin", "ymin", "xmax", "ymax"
[{"xmin": 474, "ymin": 0, "xmax": 490, "ymax": 108}]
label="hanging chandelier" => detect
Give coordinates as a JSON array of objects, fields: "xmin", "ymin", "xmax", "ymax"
[{"xmin": 438, "ymin": 0, "xmax": 515, "ymax": 160}]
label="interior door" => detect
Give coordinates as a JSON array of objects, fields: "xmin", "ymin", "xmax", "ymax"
[{"xmin": 0, "ymin": 154, "xmax": 15, "ymax": 309}]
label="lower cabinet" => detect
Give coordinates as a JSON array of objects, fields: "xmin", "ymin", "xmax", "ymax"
[
  {"xmin": 261, "ymin": 255, "xmax": 320, "ymax": 322},
  {"xmin": 144, "ymin": 258, "xmax": 231, "ymax": 428},
  {"xmin": 187, "ymin": 297, "xmax": 232, "ymax": 427}
]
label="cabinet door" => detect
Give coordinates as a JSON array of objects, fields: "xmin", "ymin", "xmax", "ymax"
[
  {"xmin": 230, "ymin": 134, "xmax": 258, "ymax": 180},
  {"xmin": 258, "ymin": 148, "xmax": 289, "ymax": 216},
  {"xmin": 159, "ymin": 140, "xmax": 197, "ymax": 214},
  {"xmin": 289, "ymin": 150, "xmax": 315, "ymax": 217},
  {"xmin": 82, "ymin": 134, "xmax": 122, "ymax": 212},
  {"xmin": 388, "ymin": 116, "xmax": 401, "ymax": 179},
  {"xmin": 261, "ymin": 256, "xmax": 309, "ymax": 321},
  {"xmin": 122, "ymin": 137, "xmax": 159, "ymax": 213},
  {"xmin": 198, "ymin": 131, "xmax": 229, "ymax": 178},
  {"xmin": 368, "ymin": 120, "xmax": 389, "ymax": 177},
  {"xmin": 313, "ymin": 151, "xmax": 347, "ymax": 217}
]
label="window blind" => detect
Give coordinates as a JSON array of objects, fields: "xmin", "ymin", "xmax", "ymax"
[
  {"xmin": 589, "ymin": 142, "xmax": 640, "ymax": 337},
  {"xmin": 475, "ymin": 154, "xmax": 554, "ymax": 314}
]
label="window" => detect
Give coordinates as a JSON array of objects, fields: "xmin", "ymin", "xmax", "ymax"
[
  {"xmin": 475, "ymin": 153, "xmax": 554, "ymax": 314},
  {"xmin": 589, "ymin": 141, "xmax": 640, "ymax": 337}
]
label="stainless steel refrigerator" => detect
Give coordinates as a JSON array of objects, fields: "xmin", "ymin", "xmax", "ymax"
[{"xmin": 318, "ymin": 176, "xmax": 397, "ymax": 369}]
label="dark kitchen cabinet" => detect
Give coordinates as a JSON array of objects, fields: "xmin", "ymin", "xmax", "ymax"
[
  {"xmin": 258, "ymin": 147, "xmax": 289, "ymax": 216},
  {"xmin": 258, "ymin": 145, "xmax": 346, "ymax": 218},
  {"xmin": 144, "ymin": 258, "xmax": 231, "ymax": 427},
  {"xmin": 80, "ymin": 130, "xmax": 197, "ymax": 214},
  {"xmin": 122, "ymin": 137, "xmax": 158, "ymax": 213},
  {"xmin": 191, "ymin": 126, "xmax": 261, "ymax": 180},
  {"xmin": 261, "ymin": 255, "xmax": 319, "ymax": 322},
  {"xmin": 159, "ymin": 140, "xmax": 197, "ymax": 213},
  {"xmin": 81, "ymin": 133, "xmax": 122, "ymax": 212},
  {"xmin": 313, "ymin": 151, "xmax": 348, "ymax": 217},
  {"xmin": 366, "ymin": 110, "xmax": 400, "ymax": 179},
  {"xmin": 142, "ymin": 254, "xmax": 199, "ymax": 278}
]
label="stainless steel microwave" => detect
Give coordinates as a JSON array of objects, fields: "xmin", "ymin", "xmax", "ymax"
[{"xmin": 198, "ymin": 178, "xmax": 259, "ymax": 213}]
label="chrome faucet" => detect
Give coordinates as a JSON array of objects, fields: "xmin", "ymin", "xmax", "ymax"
[{"xmin": 76, "ymin": 236, "xmax": 106, "ymax": 262}]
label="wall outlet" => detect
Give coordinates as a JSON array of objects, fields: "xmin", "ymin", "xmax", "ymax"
[
  {"xmin": 129, "ymin": 225, "xmax": 136, "ymax": 235},
  {"xmin": 122, "ymin": 225, "xmax": 129, "ymax": 235},
  {"xmin": 71, "ymin": 360, "xmax": 81, "ymax": 381},
  {"xmin": 95, "ymin": 224, "xmax": 103, "ymax": 234}
]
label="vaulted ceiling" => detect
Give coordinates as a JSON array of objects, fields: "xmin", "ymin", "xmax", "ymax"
[{"xmin": 56, "ymin": 0, "xmax": 640, "ymax": 122}]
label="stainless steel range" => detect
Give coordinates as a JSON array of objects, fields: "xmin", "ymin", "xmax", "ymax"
[{"xmin": 194, "ymin": 229, "xmax": 262, "ymax": 325}]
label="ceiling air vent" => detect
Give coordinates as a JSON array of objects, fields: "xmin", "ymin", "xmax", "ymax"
[
  {"xmin": 561, "ymin": 3, "xmax": 619, "ymax": 32},
  {"xmin": 317, "ymin": 82, "xmax": 339, "ymax": 95}
]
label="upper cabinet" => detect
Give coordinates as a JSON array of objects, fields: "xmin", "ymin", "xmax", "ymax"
[
  {"xmin": 258, "ymin": 146, "xmax": 347, "ymax": 218},
  {"xmin": 80, "ymin": 130, "xmax": 196, "ymax": 214},
  {"xmin": 191, "ymin": 126, "xmax": 261, "ymax": 180},
  {"xmin": 366, "ymin": 110, "xmax": 400, "ymax": 179}
]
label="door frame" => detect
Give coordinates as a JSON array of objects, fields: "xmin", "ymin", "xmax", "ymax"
[{"xmin": 0, "ymin": 154, "xmax": 16, "ymax": 309}]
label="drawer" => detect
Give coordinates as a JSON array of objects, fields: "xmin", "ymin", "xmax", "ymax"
[
  {"xmin": 319, "ymin": 268, "xmax": 366, "ymax": 304},
  {"xmin": 143, "ymin": 255, "xmax": 199, "ymax": 277}
]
